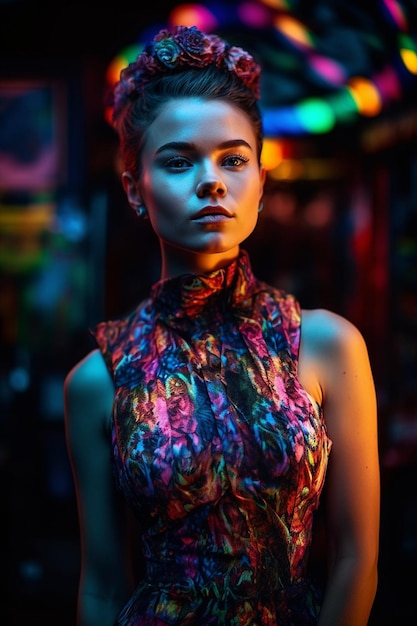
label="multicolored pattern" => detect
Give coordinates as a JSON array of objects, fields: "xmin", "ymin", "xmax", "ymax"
[{"xmin": 93, "ymin": 249, "xmax": 332, "ymax": 625}]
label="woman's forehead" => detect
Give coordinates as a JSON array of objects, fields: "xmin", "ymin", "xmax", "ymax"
[{"xmin": 144, "ymin": 98, "xmax": 257, "ymax": 146}]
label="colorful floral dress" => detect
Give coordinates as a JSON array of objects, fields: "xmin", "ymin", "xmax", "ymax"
[{"xmin": 93, "ymin": 249, "xmax": 332, "ymax": 625}]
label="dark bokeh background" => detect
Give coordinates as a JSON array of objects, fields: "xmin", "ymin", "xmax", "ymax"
[{"xmin": 1, "ymin": 1, "xmax": 417, "ymax": 624}]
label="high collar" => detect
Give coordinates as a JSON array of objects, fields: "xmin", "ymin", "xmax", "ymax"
[{"xmin": 151, "ymin": 249, "xmax": 258, "ymax": 322}]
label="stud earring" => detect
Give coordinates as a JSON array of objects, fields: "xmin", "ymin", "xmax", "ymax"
[
  {"xmin": 134, "ymin": 204, "xmax": 148, "ymax": 218},
  {"xmin": 258, "ymin": 201, "xmax": 264, "ymax": 213}
]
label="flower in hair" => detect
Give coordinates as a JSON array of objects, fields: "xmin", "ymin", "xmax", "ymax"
[{"xmin": 113, "ymin": 25, "xmax": 261, "ymax": 117}]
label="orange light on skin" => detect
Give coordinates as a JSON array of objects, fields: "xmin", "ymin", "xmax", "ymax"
[
  {"xmin": 261, "ymin": 138, "xmax": 284, "ymax": 170},
  {"xmin": 347, "ymin": 77, "xmax": 382, "ymax": 117},
  {"xmin": 273, "ymin": 14, "xmax": 314, "ymax": 51},
  {"xmin": 168, "ymin": 3, "xmax": 218, "ymax": 31}
]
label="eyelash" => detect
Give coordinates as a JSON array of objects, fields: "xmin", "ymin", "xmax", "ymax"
[{"xmin": 163, "ymin": 154, "xmax": 250, "ymax": 168}]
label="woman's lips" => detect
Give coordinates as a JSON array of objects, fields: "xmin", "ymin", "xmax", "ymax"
[{"xmin": 192, "ymin": 206, "xmax": 233, "ymax": 221}]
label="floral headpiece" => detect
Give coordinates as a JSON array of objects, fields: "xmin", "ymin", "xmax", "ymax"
[{"xmin": 113, "ymin": 25, "xmax": 261, "ymax": 118}]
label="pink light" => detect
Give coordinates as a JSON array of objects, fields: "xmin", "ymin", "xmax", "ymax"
[
  {"xmin": 373, "ymin": 64, "xmax": 402, "ymax": 102},
  {"xmin": 238, "ymin": 1, "xmax": 272, "ymax": 28},
  {"xmin": 168, "ymin": 3, "xmax": 218, "ymax": 32},
  {"xmin": 309, "ymin": 54, "xmax": 346, "ymax": 86},
  {"xmin": 382, "ymin": 0, "xmax": 408, "ymax": 31}
]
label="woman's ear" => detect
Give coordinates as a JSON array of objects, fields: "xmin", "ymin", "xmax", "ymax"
[
  {"xmin": 121, "ymin": 171, "xmax": 142, "ymax": 210},
  {"xmin": 259, "ymin": 165, "xmax": 266, "ymax": 198}
]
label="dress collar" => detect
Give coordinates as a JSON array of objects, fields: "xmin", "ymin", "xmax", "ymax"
[{"xmin": 151, "ymin": 249, "xmax": 258, "ymax": 321}]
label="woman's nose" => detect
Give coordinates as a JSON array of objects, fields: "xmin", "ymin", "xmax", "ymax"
[{"xmin": 196, "ymin": 178, "xmax": 227, "ymax": 198}]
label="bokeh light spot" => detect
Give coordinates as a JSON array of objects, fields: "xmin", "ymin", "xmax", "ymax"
[
  {"xmin": 273, "ymin": 14, "xmax": 313, "ymax": 50},
  {"xmin": 382, "ymin": 0, "xmax": 408, "ymax": 30},
  {"xmin": 296, "ymin": 98, "xmax": 335, "ymax": 133},
  {"xmin": 261, "ymin": 138, "xmax": 284, "ymax": 170},
  {"xmin": 348, "ymin": 77, "xmax": 382, "ymax": 117},
  {"xmin": 309, "ymin": 53, "xmax": 346, "ymax": 86},
  {"xmin": 238, "ymin": 1, "xmax": 271, "ymax": 28},
  {"xmin": 168, "ymin": 3, "xmax": 218, "ymax": 31}
]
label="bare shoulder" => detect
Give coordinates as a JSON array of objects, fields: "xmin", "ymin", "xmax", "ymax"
[
  {"xmin": 65, "ymin": 348, "xmax": 113, "ymax": 393},
  {"xmin": 299, "ymin": 309, "xmax": 372, "ymax": 406},
  {"xmin": 301, "ymin": 308, "xmax": 368, "ymax": 357},
  {"xmin": 64, "ymin": 348, "xmax": 115, "ymax": 442}
]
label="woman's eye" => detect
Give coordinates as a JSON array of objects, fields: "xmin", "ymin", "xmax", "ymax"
[
  {"xmin": 223, "ymin": 154, "xmax": 249, "ymax": 167},
  {"xmin": 164, "ymin": 156, "xmax": 191, "ymax": 169}
]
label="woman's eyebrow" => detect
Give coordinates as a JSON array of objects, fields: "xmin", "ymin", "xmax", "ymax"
[
  {"xmin": 155, "ymin": 141, "xmax": 194, "ymax": 155},
  {"xmin": 155, "ymin": 139, "xmax": 253, "ymax": 155}
]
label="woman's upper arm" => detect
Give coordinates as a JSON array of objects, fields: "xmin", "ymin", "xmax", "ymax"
[
  {"xmin": 64, "ymin": 348, "xmax": 133, "ymax": 600},
  {"xmin": 301, "ymin": 309, "xmax": 380, "ymax": 565},
  {"xmin": 314, "ymin": 311, "xmax": 380, "ymax": 565}
]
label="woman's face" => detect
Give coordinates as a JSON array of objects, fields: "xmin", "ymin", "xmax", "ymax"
[{"xmin": 124, "ymin": 97, "xmax": 265, "ymax": 277}]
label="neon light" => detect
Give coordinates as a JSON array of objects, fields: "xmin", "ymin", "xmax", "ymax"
[
  {"xmin": 348, "ymin": 77, "xmax": 382, "ymax": 117},
  {"xmin": 273, "ymin": 14, "xmax": 314, "ymax": 50},
  {"xmin": 103, "ymin": 0, "xmax": 417, "ymax": 136},
  {"xmin": 382, "ymin": 0, "xmax": 408, "ymax": 31},
  {"xmin": 399, "ymin": 33, "xmax": 417, "ymax": 74},
  {"xmin": 105, "ymin": 44, "xmax": 143, "ymax": 86},
  {"xmin": 400, "ymin": 48, "xmax": 417, "ymax": 73},
  {"xmin": 238, "ymin": 1, "xmax": 271, "ymax": 28},
  {"xmin": 169, "ymin": 3, "xmax": 218, "ymax": 31},
  {"xmin": 258, "ymin": 0, "xmax": 290, "ymax": 9},
  {"xmin": 296, "ymin": 98, "xmax": 335, "ymax": 134},
  {"xmin": 309, "ymin": 54, "xmax": 346, "ymax": 86},
  {"xmin": 261, "ymin": 138, "xmax": 284, "ymax": 169}
]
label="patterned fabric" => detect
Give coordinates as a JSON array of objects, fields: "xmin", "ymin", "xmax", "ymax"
[{"xmin": 93, "ymin": 249, "xmax": 332, "ymax": 625}]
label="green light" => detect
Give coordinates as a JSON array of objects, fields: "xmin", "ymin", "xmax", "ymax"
[
  {"xmin": 329, "ymin": 88, "xmax": 360, "ymax": 122},
  {"xmin": 399, "ymin": 33, "xmax": 417, "ymax": 52},
  {"xmin": 296, "ymin": 98, "xmax": 335, "ymax": 134}
]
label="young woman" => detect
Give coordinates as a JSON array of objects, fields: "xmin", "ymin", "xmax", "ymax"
[{"xmin": 64, "ymin": 25, "xmax": 380, "ymax": 626}]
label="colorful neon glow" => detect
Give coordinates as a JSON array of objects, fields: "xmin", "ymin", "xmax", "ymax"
[
  {"xmin": 309, "ymin": 54, "xmax": 346, "ymax": 87},
  {"xmin": 347, "ymin": 77, "xmax": 382, "ymax": 117},
  {"xmin": 237, "ymin": 1, "xmax": 271, "ymax": 28},
  {"xmin": 296, "ymin": 98, "xmax": 335, "ymax": 134},
  {"xmin": 399, "ymin": 33, "xmax": 417, "ymax": 74},
  {"xmin": 104, "ymin": 1, "xmax": 417, "ymax": 137},
  {"xmin": 169, "ymin": 3, "xmax": 218, "ymax": 31},
  {"xmin": 260, "ymin": 138, "xmax": 284, "ymax": 170},
  {"xmin": 273, "ymin": 14, "xmax": 314, "ymax": 50},
  {"xmin": 382, "ymin": 0, "xmax": 408, "ymax": 30}
]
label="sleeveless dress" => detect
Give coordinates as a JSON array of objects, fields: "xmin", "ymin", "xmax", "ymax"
[{"xmin": 93, "ymin": 249, "xmax": 332, "ymax": 626}]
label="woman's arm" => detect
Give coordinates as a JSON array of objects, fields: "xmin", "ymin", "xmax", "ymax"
[
  {"xmin": 64, "ymin": 349, "xmax": 135, "ymax": 626},
  {"xmin": 300, "ymin": 310, "xmax": 380, "ymax": 626}
]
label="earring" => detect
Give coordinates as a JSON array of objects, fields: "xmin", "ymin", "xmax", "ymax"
[
  {"xmin": 134, "ymin": 204, "xmax": 148, "ymax": 218},
  {"xmin": 258, "ymin": 201, "xmax": 264, "ymax": 213}
]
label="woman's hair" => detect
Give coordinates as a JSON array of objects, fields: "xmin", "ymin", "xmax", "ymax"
[{"xmin": 112, "ymin": 26, "xmax": 264, "ymax": 175}]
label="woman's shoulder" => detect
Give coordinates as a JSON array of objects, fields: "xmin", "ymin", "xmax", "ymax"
[
  {"xmin": 65, "ymin": 348, "xmax": 113, "ymax": 391},
  {"xmin": 299, "ymin": 308, "xmax": 372, "ymax": 403},
  {"xmin": 301, "ymin": 308, "xmax": 367, "ymax": 354},
  {"xmin": 64, "ymin": 349, "xmax": 115, "ymax": 437}
]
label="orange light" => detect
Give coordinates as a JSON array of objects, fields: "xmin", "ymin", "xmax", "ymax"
[
  {"xmin": 261, "ymin": 139, "xmax": 284, "ymax": 170},
  {"xmin": 347, "ymin": 77, "xmax": 382, "ymax": 117},
  {"xmin": 105, "ymin": 44, "xmax": 143, "ymax": 87},
  {"xmin": 168, "ymin": 3, "xmax": 218, "ymax": 31},
  {"xmin": 400, "ymin": 48, "xmax": 417, "ymax": 74},
  {"xmin": 273, "ymin": 14, "xmax": 313, "ymax": 50},
  {"xmin": 258, "ymin": 0, "xmax": 290, "ymax": 9}
]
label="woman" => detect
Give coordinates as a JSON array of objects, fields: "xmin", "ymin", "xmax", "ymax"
[{"xmin": 64, "ymin": 25, "xmax": 380, "ymax": 626}]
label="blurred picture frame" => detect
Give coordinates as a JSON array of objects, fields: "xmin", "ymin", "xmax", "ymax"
[{"xmin": 0, "ymin": 79, "xmax": 66, "ymax": 191}]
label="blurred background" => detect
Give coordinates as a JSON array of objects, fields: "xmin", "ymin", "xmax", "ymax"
[{"xmin": 1, "ymin": 1, "xmax": 417, "ymax": 624}]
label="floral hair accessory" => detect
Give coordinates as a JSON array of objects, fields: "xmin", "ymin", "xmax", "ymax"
[{"xmin": 113, "ymin": 25, "xmax": 261, "ymax": 116}]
